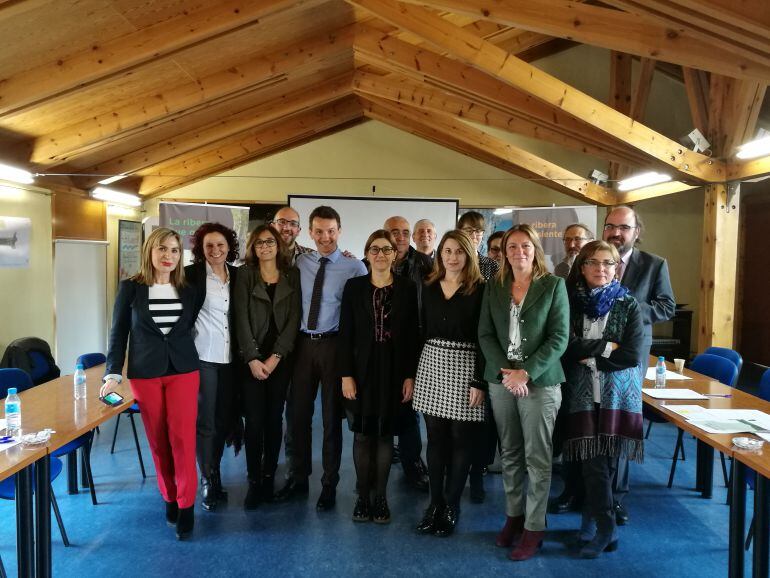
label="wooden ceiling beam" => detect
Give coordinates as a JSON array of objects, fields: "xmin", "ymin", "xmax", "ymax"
[
  {"xmin": 0, "ymin": 0, "xmax": 324, "ymax": 118},
  {"xmin": 75, "ymin": 73, "xmax": 353, "ymax": 189},
  {"xmin": 608, "ymin": 51, "xmax": 633, "ymax": 181},
  {"xmin": 354, "ymin": 28, "xmax": 654, "ymax": 169},
  {"xmin": 395, "ymin": 0, "xmax": 770, "ymax": 81},
  {"xmin": 137, "ymin": 96, "xmax": 363, "ymax": 198},
  {"xmin": 27, "ymin": 25, "xmax": 355, "ymax": 166},
  {"xmin": 348, "ymin": 0, "xmax": 724, "ymax": 183},
  {"xmin": 682, "ymin": 67, "xmax": 710, "ymax": 135},
  {"xmin": 615, "ymin": 181, "xmax": 698, "ymax": 204},
  {"xmin": 707, "ymin": 75, "xmax": 767, "ymax": 158},
  {"xmin": 630, "ymin": 58, "xmax": 657, "ymax": 123},
  {"xmin": 353, "ymin": 71, "xmax": 643, "ymax": 167},
  {"xmin": 360, "ymin": 95, "xmax": 615, "ymax": 205}
]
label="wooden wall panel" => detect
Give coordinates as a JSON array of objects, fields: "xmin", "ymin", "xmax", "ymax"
[{"xmin": 52, "ymin": 193, "xmax": 106, "ymax": 241}]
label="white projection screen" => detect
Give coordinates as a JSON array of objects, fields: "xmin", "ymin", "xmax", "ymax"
[{"xmin": 289, "ymin": 195, "xmax": 459, "ymax": 256}]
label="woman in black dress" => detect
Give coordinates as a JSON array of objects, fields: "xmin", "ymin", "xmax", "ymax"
[
  {"xmin": 412, "ymin": 230, "xmax": 486, "ymax": 537},
  {"xmin": 338, "ymin": 230, "xmax": 419, "ymax": 523}
]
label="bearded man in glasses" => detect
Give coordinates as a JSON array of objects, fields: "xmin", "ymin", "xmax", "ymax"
[
  {"xmin": 270, "ymin": 206, "xmax": 311, "ymax": 265},
  {"xmin": 601, "ymin": 204, "xmax": 675, "ymax": 527}
]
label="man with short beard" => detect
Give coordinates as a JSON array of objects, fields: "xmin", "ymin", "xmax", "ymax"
[
  {"xmin": 554, "ymin": 224, "xmax": 594, "ymax": 278},
  {"xmin": 602, "ymin": 205, "xmax": 675, "ymax": 527},
  {"xmin": 270, "ymin": 206, "xmax": 311, "ymax": 265}
]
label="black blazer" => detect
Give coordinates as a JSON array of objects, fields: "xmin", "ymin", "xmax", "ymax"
[
  {"xmin": 622, "ymin": 249, "xmax": 676, "ymax": 338},
  {"xmin": 105, "ymin": 279, "xmax": 202, "ymax": 379},
  {"xmin": 184, "ymin": 261, "xmax": 239, "ymax": 356},
  {"xmin": 337, "ymin": 274, "xmax": 420, "ymax": 387}
]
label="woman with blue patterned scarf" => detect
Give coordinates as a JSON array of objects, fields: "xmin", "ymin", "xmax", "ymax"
[{"xmin": 563, "ymin": 240, "xmax": 644, "ymax": 559}]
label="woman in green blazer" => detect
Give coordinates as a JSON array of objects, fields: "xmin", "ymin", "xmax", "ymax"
[
  {"xmin": 234, "ymin": 225, "xmax": 301, "ymax": 509},
  {"xmin": 478, "ymin": 224, "xmax": 569, "ymax": 562}
]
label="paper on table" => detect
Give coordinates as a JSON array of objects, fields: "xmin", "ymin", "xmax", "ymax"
[
  {"xmin": 645, "ymin": 367, "xmax": 692, "ymax": 381},
  {"xmin": 0, "ymin": 438, "xmax": 21, "ymax": 452},
  {"xmin": 664, "ymin": 405, "xmax": 708, "ymax": 418},
  {"xmin": 0, "ymin": 418, "xmax": 6, "ymax": 432},
  {"xmin": 758, "ymin": 433, "xmax": 770, "ymax": 443},
  {"xmin": 642, "ymin": 388, "xmax": 708, "ymax": 400}
]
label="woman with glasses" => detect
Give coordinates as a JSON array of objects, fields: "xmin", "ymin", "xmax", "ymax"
[
  {"xmin": 338, "ymin": 230, "xmax": 419, "ymax": 523},
  {"xmin": 562, "ymin": 240, "xmax": 644, "ymax": 558},
  {"xmin": 234, "ymin": 225, "xmax": 301, "ymax": 508},
  {"xmin": 477, "ymin": 224, "xmax": 569, "ymax": 561},
  {"xmin": 413, "ymin": 230, "xmax": 486, "ymax": 537},
  {"xmin": 101, "ymin": 228, "xmax": 202, "ymax": 539}
]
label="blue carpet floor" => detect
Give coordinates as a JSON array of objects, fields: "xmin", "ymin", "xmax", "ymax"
[{"xmin": 0, "ymin": 411, "xmax": 752, "ymax": 577}]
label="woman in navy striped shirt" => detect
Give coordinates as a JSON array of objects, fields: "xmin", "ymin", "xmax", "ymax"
[{"xmin": 102, "ymin": 227, "xmax": 203, "ymax": 540}]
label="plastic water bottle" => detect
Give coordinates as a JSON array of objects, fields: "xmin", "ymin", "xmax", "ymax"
[
  {"xmin": 74, "ymin": 363, "xmax": 87, "ymax": 400},
  {"xmin": 655, "ymin": 356, "xmax": 667, "ymax": 388},
  {"xmin": 5, "ymin": 387, "xmax": 21, "ymax": 438}
]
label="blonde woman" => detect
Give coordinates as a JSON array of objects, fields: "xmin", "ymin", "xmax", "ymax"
[
  {"xmin": 101, "ymin": 228, "xmax": 202, "ymax": 540},
  {"xmin": 478, "ymin": 224, "xmax": 569, "ymax": 561}
]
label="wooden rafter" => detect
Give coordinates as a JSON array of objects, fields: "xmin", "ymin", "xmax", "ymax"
[
  {"xmin": 137, "ymin": 96, "xmax": 363, "ymax": 198},
  {"xmin": 348, "ymin": 0, "xmax": 725, "ymax": 183},
  {"xmin": 630, "ymin": 58, "xmax": 656, "ymax": 123},
  {"xmin": 354, "ymin": 28, "xmax": 655, "ymax": 170},
  {"xmin": 396, "ymin": 0, "xmax": 770, "ymax": 81},
  {"xmin": 608, "ymin": 51, "xmax": 632, "ymax": 181},
  {"xmin": 360, "ymin": 95, "xmax": 615, "ymax": 205},
  {"xmin": 682, "ymin": 68, "xmax": 710, "ymax": 135},
  {"xmin": 74, "ymin": 73, "xmax": 354, "ymax": 189},
  {"xmin": 707, "ymin": 75, "xmax": 767, "ymax": 158},
  {"xmin": 0, "ymin": 0, "xmax": 325, "ymax": 118},
  {"xmin": 27, "ymin": 25, "xmax": 356, "ymax": 166},
  {"xmin": 353, "ymin": 71, "xmax": 642, "ymax": 168}
]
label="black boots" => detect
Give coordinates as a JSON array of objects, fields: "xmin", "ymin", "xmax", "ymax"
[
  {"xmin": 165, "ymin": 500, "xmax": 178, "ymax": 527},
  {"xmin": 176, "ymin": 506, "xmax": 194, "ymax": 540},
  {"xmin": 201, "ymin": 476, "xmax": 216, "ymax": 511}
]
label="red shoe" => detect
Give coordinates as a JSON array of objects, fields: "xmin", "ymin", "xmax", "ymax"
[
  {"xmin": 508, "ymin": 529, "xmax": 544, "ymax": 561},
  {"xmin": 495, "ymin": 515, "xmax": 525, "ymax": 548}
]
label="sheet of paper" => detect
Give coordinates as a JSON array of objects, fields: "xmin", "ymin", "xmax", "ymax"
[
  {"xmin": 686, "ymin": 419, "xmax": 760, "ymax": 434},
  {"xmin": 757, "ymin": 433, "xmax": 770, "ymax": 443},
  {"xmin": 0, "ymin": 418, "xmax": 6, "ymax": 432},
  {"xmin": 663, "ymin": 405, "xmax": 708, "ymax": 418},
  {"xmin": 0, "ymin": 438, "xmax": 21, "ymax": 452},
  {"xmin": 643, "ymin": 388, "xmax": 708, "ymax": 400},
  {"xmin": 645, "ymin": 367, "xmax": 692, "ymax": 381}
]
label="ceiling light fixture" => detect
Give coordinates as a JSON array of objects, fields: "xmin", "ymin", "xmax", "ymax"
[
  {"xmin": 617, "ymin": 172, "xmax": 671, "ymax": 192},
  {"xmin": 91, "ymin": 187, "xmax": 141, "ymax": 207},
  {"xmin": 0, "ymin": 163, "xmax": 34, "ymax": 185},
  {"xmin": 736, "ymin": 136, "xmax": 770, "ymax": 160},
  {"xmin": 97, "ymin": 174, "xmax": 127, "ymax": 185}
]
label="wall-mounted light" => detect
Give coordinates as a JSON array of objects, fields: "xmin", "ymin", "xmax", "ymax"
[
  {"xmin": 617, "ymin": 171, "xmax": 671, "ymax": 192},
  {"xmin": 91, "ymin": 187, "xmax": 141, "ymax": 207},
  {"xmin": 0, "ymin": 163, "xmax": 34, "ymax": 185},
  {"xmin": 736, "ymin": 136, "xmax": 770, "ymax": 160}
]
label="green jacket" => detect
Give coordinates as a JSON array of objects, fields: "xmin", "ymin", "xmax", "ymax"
[
  {"xmin": 233, "ymin": 265, "xmax": 301, "ymax": 362},
  {"xmin": 478, "ymin": 272, "xmax": 569, "ymax": 387}
]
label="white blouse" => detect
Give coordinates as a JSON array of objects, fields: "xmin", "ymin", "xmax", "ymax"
[
  {"xmin": 507, "ymin": 292, "xmax": 527, "ymax": 361},
  {"xmin": 194, "ymin": 263, "xmax": 231, "ymax": 364}
]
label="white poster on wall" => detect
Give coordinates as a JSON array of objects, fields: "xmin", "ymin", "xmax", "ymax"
[{"xmin": 0, "ymin": 216, "xmax": 31, "ymax": 268}]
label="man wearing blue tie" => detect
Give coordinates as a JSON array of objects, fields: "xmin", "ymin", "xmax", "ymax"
[{"xmin": 277, "ymin": 205, "xmax": 367, "ymax": 510}]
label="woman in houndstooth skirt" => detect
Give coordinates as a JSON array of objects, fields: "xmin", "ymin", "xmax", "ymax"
[{"xmin": 412, "ymin": 230, "xmax": 486, "ymax": 538}]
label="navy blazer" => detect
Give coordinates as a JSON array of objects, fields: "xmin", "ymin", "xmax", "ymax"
[
  {"xmin": 105, "ymin": 279, "xmax": 202, "ymax": 379},
  {"xmin": 622, "ymin": 248, "xmax": 676, "ymax": 338}
]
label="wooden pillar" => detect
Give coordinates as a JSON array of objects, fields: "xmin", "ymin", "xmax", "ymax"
[{"xmin": 698, "ymin": 183, "xmax": 740, "ymax": 350}]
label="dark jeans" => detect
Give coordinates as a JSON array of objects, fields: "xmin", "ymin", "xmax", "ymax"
[
  {"xmin": 242, "ymin": 360, "xmax": 291, "ymax": 481},
  {"xmin": 397, "ymin": 405, "xmax": 423, "ymax": 469},
  {"xmin": 196, "ymin": 360, "xmax": 235, "ymax": 477},
  {"xmin": 291, "ymin": 336, "xmax": 343, "ymax": 487},
  {"xmin": 583, "ymin": 454, "xmax": 619, "ymax": 534},
  {"xmin": 424, "ymin": 414, "xmax": 480, "ymax": 507},
  {"xmin": 283, "ymin": 382, "xmax": 295, "ymax": 481}
]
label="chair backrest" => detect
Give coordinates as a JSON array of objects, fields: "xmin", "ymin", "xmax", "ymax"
[
  {"xmin": 759, "ymin": 369, "xmax": 770, "ymax": 403},
  {"xmin": 0, "ymin": 368, "xmax": 34, "ymax": 399},
  {"xmin": 0, "ymin": 336, "xmax": 60, "ymax": 385},
  {"xmin": 76, "ymin": 352, "xmax": 106, "ymax": 369},
  {"xmin": 703, "ymin": 346, "xmax": 743, "ymax": 374},
  {"xmin": 690, "ymin": 353, "xmax": 740, "ymax": 387}
]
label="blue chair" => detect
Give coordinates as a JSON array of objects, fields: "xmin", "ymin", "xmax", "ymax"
[
  {"xmin": 103, "ymin": 357, "xmax": 146, "ymax": 479},
  {"xmin": 668, "ymin": 353, "xmax": 739, "ymax": 488},
  {"xmin": 0, "ymin": 369, "xmax": 70, "ymax": 549},
  {"xmin": 704, "ymin": 347, "xmax": 743, "ymax": 378},
  {"xmin": 49, "ymin": 353, "xmax": 104, "ymax": 505},
  {"xmin": 744, "ymin": 368, "xmax": 770, "ymax": 550}
]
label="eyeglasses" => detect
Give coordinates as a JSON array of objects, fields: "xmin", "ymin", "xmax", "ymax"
[
  {"xmin": 271, "ymin": 218, "xmax": 300, "ymax": 229},
  {"xmin": 564, "ymin": 236, "xmax": 590, "ymax": 243},
  {"xmin": 368, "ymin": 246, "xmax": 395, "ymax": 255},
  {"xmin": 603, "ymin": 224, "xmax": 636, "ymax": 233},
  {"xmin": 488, "ymin": 246, "xmax": 501, "ymax": 254},
  {"xmin": 461, "ymin": 227, "xmax": 484, "ymax": 236},
  {"xmin": 584, "ymin": 259, "xmax": 617, "ymax": 268},
  {"xmin": 254, "ymin": 239, "xmax": 277, "ymax": 247}
]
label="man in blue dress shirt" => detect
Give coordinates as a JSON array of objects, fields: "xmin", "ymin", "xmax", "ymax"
[{"xmin": 277, "ymin": 205, "xmax": 367, "ymax": 510}]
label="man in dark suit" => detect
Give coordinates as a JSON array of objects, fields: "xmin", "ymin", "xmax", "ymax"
[
  {"xmin": 603, "ymin": 205, "xmax": 676, "ymax": 525},
  {"xmin": 384, "ymin": 216, "xmax": 432, "ymax": 491}
]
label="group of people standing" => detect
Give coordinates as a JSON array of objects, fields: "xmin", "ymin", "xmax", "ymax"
[{"xmin": 100, "ymin": 202, "xmax": 674, "ymax": 562}]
